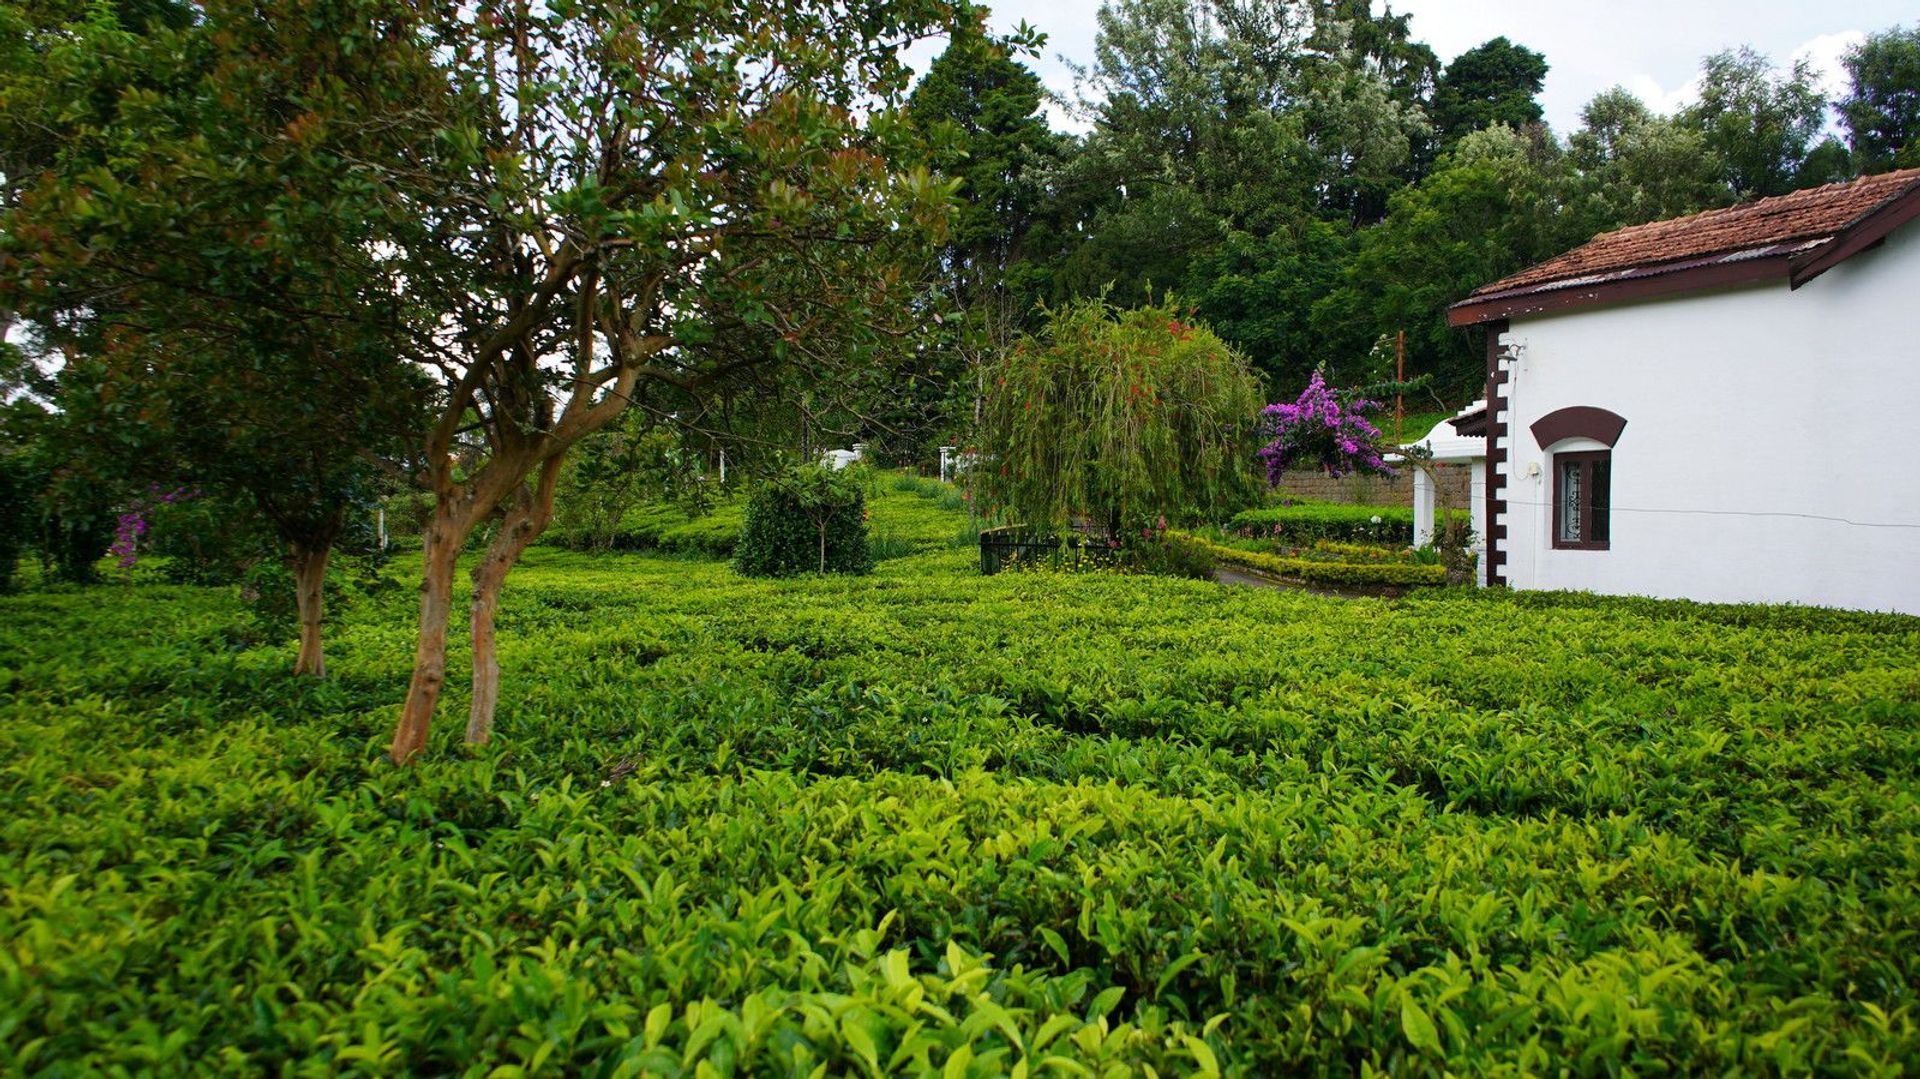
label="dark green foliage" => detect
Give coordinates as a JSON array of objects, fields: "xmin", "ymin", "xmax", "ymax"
[
  {"xmin": 735, "ymin": 465, "xmax": 873, "ymax": 577},
  {"xmin": 145, "ymin": 492, "xmax": 276, "ymax": 585},
  {"xmin": 0, "ymin": 454, "xmax": 34, "ymax": 593},
  {"xmin": 1186, "ymin": 223, "xmax": 1350, "ymax": 388},
  {"xmin": 1842, "ymin": 25, "xmax": 1920, "ymax": 170},
  {"xmin": 39, "ymin": 502, "xmax": 114, "ymax": 584},
  {"xmin": 908, "ymin": 25, "xmax": 1062, "ymax": 315},
  {"xmin": 1313, "ymin": 126, "xmax": 1585, "ymax": 393},
  {"xmin": 1431, "ymin": 37, "xmax": 1549, "ymax": 144}
]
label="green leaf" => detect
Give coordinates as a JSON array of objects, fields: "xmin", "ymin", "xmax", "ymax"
[{"xmin": 1400, "ymin": 996, "xmax": 1440, "ymax": 1056}]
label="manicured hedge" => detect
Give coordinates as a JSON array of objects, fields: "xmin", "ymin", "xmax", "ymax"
[
  {"xmin": 1228, "ymin": 501, "xmax": 1415, "ymax": 545},
  {"xmin": 3, "ymin": 504, "xmax": 1919, "ymax": 1073},
  {"xmin": 735, "ymin": 468, "xmax": 872, "ymax": 577},
  {"xmin": 1178, "ymin": 530, "xmax": 1447, "ymax": 588}
]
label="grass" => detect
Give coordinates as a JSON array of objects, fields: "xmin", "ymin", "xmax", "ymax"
[{"xmin": 3, "ymin": 477, "xmax": 1920, "ymax": 1073}]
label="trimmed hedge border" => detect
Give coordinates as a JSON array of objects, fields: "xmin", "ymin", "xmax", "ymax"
[
  {"xmin": 1228, "ymin": 502, "xmax": 1415, "ymax": 545},
  {"xmin": 1176, "ymin": 530, "xmax": 1448, "ymax": 589}
]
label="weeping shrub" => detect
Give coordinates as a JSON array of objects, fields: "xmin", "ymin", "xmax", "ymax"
[
  {"xmin": 735, "ymin": 465, "xmax": 872, "ymax": 577},
  {"xmin": 974, "ymin": 298, "xmax": 1262, "ymax": 536}
]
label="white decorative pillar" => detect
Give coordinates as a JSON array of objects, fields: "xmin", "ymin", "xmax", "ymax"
[
  {"xmin": 1469, "ymin": 459, "xmax": 1488, "ymax": 586},
  {"xmin": 1413, "ymin": 467, "xmax": 1436, "ymax": 547}
]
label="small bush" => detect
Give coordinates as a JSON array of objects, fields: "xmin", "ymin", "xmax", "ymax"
[{"xmin": 735, "ymin": 465, "xmax": 872, "ymax": 577}]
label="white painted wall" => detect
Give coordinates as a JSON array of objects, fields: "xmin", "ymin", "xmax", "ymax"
[{"xmin": 1495, "ymin": 220, "xmax": 1920, "ymax": 615}]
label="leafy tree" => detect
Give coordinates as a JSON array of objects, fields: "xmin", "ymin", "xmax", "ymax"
[
  {"xmin": 1841, "ymin": 25, "xmax": 1920, "ymax": 171},
  {"xmin": 1569, "ymin": 88, "xmax": 1655, "ymax": 172},
  {"xmin": 1051, "ymin": 184, "xmax": 1228, "ymax": 307},
  {"xmin": 369, "ymin": 0, "xmax": 958, "ymax": 759},
  {"xmin": 735, "ymin": 464, "xmax": 872, "ymax": 577},
  {"xmin": 1431, "ymin": 37, "xmax": 1549, "ymax": 144},
  {"xmin": 552, "ymin": 420, "xmax": 709, "ymax": 551},
  {"xmin": 910, "ymin": 25, "xmax": 1061, "ymax": 320},
  {"xmin": 0, "ymin": 0, "xmax": 435, "ymax": 676},
  {"xmin": 1686, "ymin": 47, "xmax": 1838, "ymax": 198},
  {"xmin": 1184, "ymin": 221, "xmax": 1350, "ymax": 389},
  {"xmin": 975, "ymin": 298, "xmax": 1262, "ymax": 535},
  {"xmin": 1569, "ymin": 88, "xmax": 1729, "ymax": 227},
  {"xmin": 1313, "ymin": 126, "xmax": 1579, "ymax": 392},
  {"xmin": 1308, "ymin": 0, "xmax": 1440, "ymax": 111},
  {"xmin": 1065, "ymin": 0, "xmax": 1323, "ymax": 234},
  {"xmin": 906, "ymin": 24, "xmax": 1062, "ymax": 457}
]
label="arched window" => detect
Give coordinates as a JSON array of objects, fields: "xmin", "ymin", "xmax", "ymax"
[{"xmin": 1531, "ymin": 408, "xmax": 1626, "ymax": 552}]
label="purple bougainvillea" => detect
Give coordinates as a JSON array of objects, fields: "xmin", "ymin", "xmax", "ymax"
[{"xmin": 1256, "ymin": 371, "xmax": 1396, "ymax": 485}]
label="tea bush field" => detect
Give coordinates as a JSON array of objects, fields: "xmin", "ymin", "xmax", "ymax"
[{"xmin": 4, "ymin": 483, "xmax": 1920, "ymax": 1074}]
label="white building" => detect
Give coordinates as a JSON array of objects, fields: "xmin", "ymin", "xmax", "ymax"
[{"xmin": 1448, "ymin": 168, "xmax": 1920, "ymax": 615}]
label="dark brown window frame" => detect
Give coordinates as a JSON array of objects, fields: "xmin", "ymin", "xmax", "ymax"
[{"xmin": 1552, "ymin": 450, "xmax": 1612, "ymax": 551}]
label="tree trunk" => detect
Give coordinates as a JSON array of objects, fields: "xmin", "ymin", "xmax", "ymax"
[
  {"xmin": 290, "ymin": 540, "xmax": 332, "ymax": 677},
  {"xmin": 466, "ymin": 457, "xmax": 563, "ymax": 746},
  {"xmin": 390, "ymin": 517, "xmax": 463, "ymax": 763}
]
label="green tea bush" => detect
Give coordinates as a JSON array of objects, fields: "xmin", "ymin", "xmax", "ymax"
[
  {"xmin": 4, "ymin": 486, "xmax": 1920, "ymax": 1074},
  {"xmin": 1228, "ymin": 501, "xmax": 1415, "ymax": 545},
  {"xmin": 735, "ymin": 465, "xmax": 872, "ymax": 577},
  {"xmin": 548, "ymin": 499, "xmax": 745, "ymax": 556}
]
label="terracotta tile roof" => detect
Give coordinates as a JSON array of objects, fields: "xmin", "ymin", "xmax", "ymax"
[{"xmin": 1469, "ymin": 167, "xmax": 1920, "ymax": 299}]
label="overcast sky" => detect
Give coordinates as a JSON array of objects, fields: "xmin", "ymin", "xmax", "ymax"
[{"xmin": 909, "ymin": 1, "xmax": 1918, "ymax": 136}]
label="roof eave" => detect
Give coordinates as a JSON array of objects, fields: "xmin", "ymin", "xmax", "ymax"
[
  {"xmin": 1788, "ymin": 178, "xmax": 1920, "ymax": 288},
  {"xmin": 1447, "ymin": 254, "xmax": 1793, "ymax": 327},
  {"xmin": 1450, "ymin": 175, "xmax": 1920, "ymax": 327}
]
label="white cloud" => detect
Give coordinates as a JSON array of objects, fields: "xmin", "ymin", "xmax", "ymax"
[
  {"xmin": 1791, "ymin": 30, "xmax": 1864, "ymax": 97},
  {"xmin": 1622, "ymin": 73, "xmax": 1704, "ymax": 118}
]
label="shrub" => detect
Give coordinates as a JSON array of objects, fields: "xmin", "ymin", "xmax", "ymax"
[
  {"xmin": 10, "ymin": 488, "xmax": 1920, "ymax": 1076},
  {"xmin": 5, "ymin": 539, "xmax": 1920, "ymax": 1074},
  {"xmin": 1128, "ymin": 528, "xmax": 1219, "ymax": 580},
  {"xmin": 735, "ymin": 465, "xmax": 873, "ymax": 577},
  {"xmin": 1178, "ymin": 530, "xmax": 1447, "ymax": 588},
  {"xmin": 1257, "ymin": 369, "xmax": 1396, "ymax": 484},
  {"xmin": 1228, "ymin": 501, "xmax": 1415, "ymax": 545},
  {"xmin": 552, "ymin": 423, "xmax": 710, "ymax": 551}
]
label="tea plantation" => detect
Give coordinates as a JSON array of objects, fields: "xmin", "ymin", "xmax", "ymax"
[{"xmin": 4, "ymin": 483, "xmax": 1920, "ymax": 1075}]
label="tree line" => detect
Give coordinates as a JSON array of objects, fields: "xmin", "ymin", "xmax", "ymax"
[{"xmin": 910, "ymin": 1, "xmax": 1920, "ymax": 410}]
